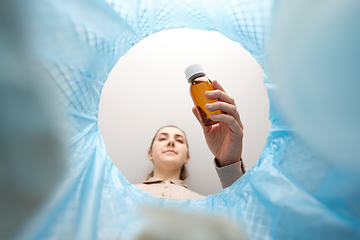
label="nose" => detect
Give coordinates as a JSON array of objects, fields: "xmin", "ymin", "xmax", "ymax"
[{"xmin": 167, "ymin": 138, "xmax": 175, "ymax": 147}]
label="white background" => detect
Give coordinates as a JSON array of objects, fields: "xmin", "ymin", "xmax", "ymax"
[{"xmin": 98, "ymin": 28, "xmax": 270, "ymax": 196}]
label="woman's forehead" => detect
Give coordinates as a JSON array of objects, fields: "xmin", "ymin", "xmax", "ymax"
[{"xmin": 157, "ymin": 127, "xmax": 185, "ymax": 137}]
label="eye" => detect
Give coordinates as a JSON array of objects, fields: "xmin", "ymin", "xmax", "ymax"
[
  {"xmin": 159, "ymin": 138, "xmax": 166, "ymax": 141},
  {"xmin": 176, "ymin": 139, "xmax": 184, "ymax": 143}
]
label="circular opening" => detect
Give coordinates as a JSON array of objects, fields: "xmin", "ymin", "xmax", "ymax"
[{"xmin": 99, "ymin": 28, "xmax": 270, "ymax": 196}]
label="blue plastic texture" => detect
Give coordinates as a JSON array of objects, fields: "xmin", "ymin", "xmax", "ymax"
[{"xmin": 2, "ymin": 0, "xmax": 359, "ymax": 239}]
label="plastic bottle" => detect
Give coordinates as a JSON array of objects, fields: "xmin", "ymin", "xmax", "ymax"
[{"xmin": 185, "ymin": 64, "xmax": 221, "ymax": 126}]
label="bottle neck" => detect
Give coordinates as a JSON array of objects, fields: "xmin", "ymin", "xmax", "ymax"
[{"xmin": 188, "ymin": 73, "xmax": 206, "ymax": 83}]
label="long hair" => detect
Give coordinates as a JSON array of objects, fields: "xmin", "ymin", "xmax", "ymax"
[{"xmin": 147, "ymin": 125, "xmax": 189, "ymax": 180}]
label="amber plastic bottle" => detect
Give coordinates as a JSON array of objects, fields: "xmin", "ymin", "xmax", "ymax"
[{"xmin": 185, "ymin": 64, "xmax": 221, "ymax": 126}]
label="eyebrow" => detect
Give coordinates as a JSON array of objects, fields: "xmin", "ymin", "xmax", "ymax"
[{"xmin": 158, "ymin": 132, "xmax": 185, "ymax": 138}]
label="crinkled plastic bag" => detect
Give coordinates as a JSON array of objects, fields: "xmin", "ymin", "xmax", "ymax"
[{"xmin": 1, "ymin": 0, "xmax": 359, "ymax": 239}]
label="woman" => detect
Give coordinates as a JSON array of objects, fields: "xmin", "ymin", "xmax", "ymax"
[{"xmin": 135, "ymin": 80, "xmax": 246, "ymax": 199}]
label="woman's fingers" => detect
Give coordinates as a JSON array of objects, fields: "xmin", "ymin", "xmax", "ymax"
[
  {"xmin": 205, "ymin": 80, "xmax": 243, "ymax": 128},
  {"xmin": 205, "ymin": 102, "xmax": 243, "ymax": 129},
  {"xmin": 205, "ymin": 90, "xmax": 235, "ymax": 105},
  {"xmin": 212, "ymin": 80, "xmax": 225, "ymax": 92},
  {"xmin": 209, "ymin": 113, "xmax": 243, "ymax": 135},
  {"xmin": 193, "ymin": 80, "xmax": 243, "ymax": 130},
  {"xmin": 205, "ymin": 80, "xmax": 235, "ymax": 105}
]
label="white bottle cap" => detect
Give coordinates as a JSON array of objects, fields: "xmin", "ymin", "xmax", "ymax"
[{"xmin": 185, "ymin": 64, "xmax": 206, "ymax": 83}]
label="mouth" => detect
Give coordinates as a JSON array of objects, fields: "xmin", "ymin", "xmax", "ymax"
[{"xmin": 164, "ymin": 150, "xmax": 177, "ymax": 154}]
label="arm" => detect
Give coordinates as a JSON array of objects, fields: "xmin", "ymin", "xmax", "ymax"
[
  {"xmin": 192, "ymin": 80, "xmax": 245, "ymax": 188},
  {"xmin": 214, "ymin": 158, "xmax": 246, "ymax": 189}
]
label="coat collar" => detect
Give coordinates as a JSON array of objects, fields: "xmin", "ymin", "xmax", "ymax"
[{"xmin": 142, "ymin": 177, "xmax": 188, "ymax": 188}]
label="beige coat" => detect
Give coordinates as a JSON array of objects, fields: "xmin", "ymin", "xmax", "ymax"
[{"xmin": 135, "ymin": 159, "xmax": 246, "ymax": 200}]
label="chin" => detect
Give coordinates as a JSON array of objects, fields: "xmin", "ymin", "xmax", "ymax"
[{"xmin": 161, "ymin": 158, "xmax": 183, "ymax": 166}]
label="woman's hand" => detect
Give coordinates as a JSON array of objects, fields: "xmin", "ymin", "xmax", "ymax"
[{"xmin": 192, "ymin": 80, "xmax": 243, "ymax": 167}]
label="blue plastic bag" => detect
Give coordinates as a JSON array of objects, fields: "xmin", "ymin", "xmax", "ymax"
[{"xmin": 1, "ymin": 0, "xmax": 359, "ymax": 239}]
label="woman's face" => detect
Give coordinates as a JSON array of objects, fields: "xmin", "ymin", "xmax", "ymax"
[{"xmin": 149, "ymin": 127, "xmax": 189, "ymax": 169}]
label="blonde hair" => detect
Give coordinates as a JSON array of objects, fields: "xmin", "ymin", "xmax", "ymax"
[{"xmin": 147, "ymin": 125, "xmax": 189, "ymax": 180}]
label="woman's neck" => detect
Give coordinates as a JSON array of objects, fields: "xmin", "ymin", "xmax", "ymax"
[{"xmin": 153, "ymin": 169, "xmax": 181, "ymax": 181}]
